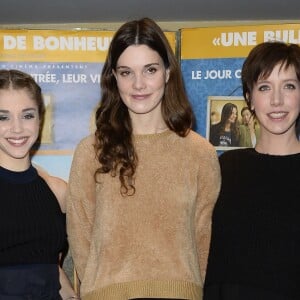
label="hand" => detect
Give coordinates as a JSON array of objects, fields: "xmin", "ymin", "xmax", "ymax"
[{"xmin": 248, "ymin": 115, "xmax": 255, "ymax": 131}]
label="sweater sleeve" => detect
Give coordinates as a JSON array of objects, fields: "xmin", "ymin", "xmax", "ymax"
[
  {"xmin": 66, "ymin": 136, "xmax": 97, "ymax": 281},
  {"xmin": 195, "ymin": 143, "xmax": 221, "ymax": 282}
]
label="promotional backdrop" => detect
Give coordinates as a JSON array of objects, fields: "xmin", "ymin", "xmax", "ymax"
[
  {"xmin": 180, "ymin": 23, "xmax": 300, "ymax": 151},
  {"xmin": 0, "ymin": 29, "xmax": 176, "ymax": 180}
]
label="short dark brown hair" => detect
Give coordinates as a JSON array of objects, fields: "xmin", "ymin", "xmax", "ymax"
[{"xmin": 241, "ymin": 41, "xmax": 300, "ymax": 110}]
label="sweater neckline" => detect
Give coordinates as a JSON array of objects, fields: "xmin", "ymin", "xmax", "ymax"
[
  {"xmin": 248, "ymin": 147, "xmax": 300, "ymax": 158},
  {"xmin": 0, "ymin": 165, "xmax": 38, "ymax": 184},
  {"xmin": 133, "ymin": 129, "xmax": 173, "ymax": 140}
]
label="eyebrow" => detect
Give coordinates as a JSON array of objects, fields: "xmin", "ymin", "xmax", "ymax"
[
  {"xmin": 0, "ymin": 108, "xmax": 37, "ymax": 113},
  {"xmin": 23, "ymin": 108, "xmax": 37, "ymax": 112},
  {"xmin": 116, "ymin": 62, "xmax": 161, "ymax": 69}
]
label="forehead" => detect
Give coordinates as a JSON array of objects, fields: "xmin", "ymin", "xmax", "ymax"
[
  {"xmin": 260, "ymin": 63, "xmax": 297, "ymax": 80},
  {"xmin": 0, "ymin": 88, "xmax": 37, "ymax": 108},
  {"xmin": 242, "ymin": 109, "xmax": 250, "ymax": 115},
  {"xmin": 117, "ymin": 44, "xmax": 163, "ymax": 67}
]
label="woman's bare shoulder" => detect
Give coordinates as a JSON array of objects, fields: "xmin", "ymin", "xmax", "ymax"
[{"xmin": 35, "ymin": 166, "xmax": 67, "ymax": 213}]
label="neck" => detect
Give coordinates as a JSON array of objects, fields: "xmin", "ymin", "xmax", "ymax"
[
  {"xmin": 224, "ymin": 122, "xmax": 231, "ymax": 131},
  {"xmin": 0, "ymin": 156, "xmax": 31, "ymax": 172},
  {"xmin": 133, "ymin": 125, "xmax": 168, "ymax": 135},
  {"xmin": 130, "ymin": 112, "xmax": 168, "ymax": 135},
  {"xmin": 255, "ymin": 131, "xmax": 300, "ymax": 155}
]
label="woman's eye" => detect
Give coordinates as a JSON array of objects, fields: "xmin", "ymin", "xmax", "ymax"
[
  {"xmin": 23, "ymin": 113, "xmax": 35, "ymax": 120},
  {"xmin": 117, "ymin": 70, "xmax": 131, "ymax": 77},
  {"xmin": 0, "ymin": 115, "xmax": 8, "ymax": 121},
  {"xmin": 120, "ymin": 71, "xmax": 130, "ymax": 76},
  {"xmin": 146, "ymin": 67, "xmax": 157, "ymax": 74},
  {"xmin": 258, "ymin": 85, "xmax": 270, "ymax": 91},
  {"xmin": 284, "ymin": 83, "xmax": 296, "ymax": 90}
]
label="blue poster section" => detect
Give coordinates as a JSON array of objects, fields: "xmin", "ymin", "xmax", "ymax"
[
  {"xmin": 0, "ymin": 61, "xmax": 103, "ymax": 151},
  {"xmin": 181, "ymin": 57, "xmax": 244, "ymax": 137}
]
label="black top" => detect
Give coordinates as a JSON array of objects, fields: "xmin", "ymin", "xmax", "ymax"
[
  {"xmin": 209, "ymin": 123, "xmax": 239, "ymax": 147},
  {"xmin": 0, "ymin": 165, "xmax": 67, "ymax": 265},
  {"xmin": 204, "ymin": 148, "xmax": 300, "ymax": 300}
]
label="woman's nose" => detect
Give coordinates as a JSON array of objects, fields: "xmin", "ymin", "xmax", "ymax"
[
  {"xmin": 10, "ymin": 118, "xmax": 23, "ymax": 133},
  {"xmin": 270, "ymin": 89, "xmax": 283, "ymax": 106},
  {"xmin": 132, "ymin": 73, "xmax": 146, "ymax": 90}
]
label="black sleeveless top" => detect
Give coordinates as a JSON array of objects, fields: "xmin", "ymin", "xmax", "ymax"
[{"xmin": 0, "ymin": 165, "xmax": 67, "ymax": 265}]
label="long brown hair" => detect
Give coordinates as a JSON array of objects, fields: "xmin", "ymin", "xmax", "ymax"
[{"xmin": 95, "ymin": 18, "xmax": 194, "ymax": 195}]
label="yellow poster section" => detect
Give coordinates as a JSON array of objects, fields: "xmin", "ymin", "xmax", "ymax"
[
  {"xmin": 181, "ymin": 23, "xmax": 300, "ymax": 59},
  {"xmin": 0, "ymin": 30, "xmax": 176, "ymax": 62}
]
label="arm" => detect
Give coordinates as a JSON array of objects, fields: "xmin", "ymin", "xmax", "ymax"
[
  {"xmin": 66, "ymin": 137, "xmax": 97, "ymax": 281},
  {"xmin": 195, "ymin": 145, "xmax": 221, "ymax": 282},
  {"xmin": 59, "ymin": 266, "xmax": 80, "ymax": 300},
  {"xmin": 36, "ymin": 165, "xmax": 67, "ymax": 212},
  {"xmin": 36, "ymin": 166, "xmax": 78, "ymax": 298},
  {"xmin": 209, "ymin": 123, "xmax": 222, "ymax": 146},
  {"xmin": 238, "ymin": 125, "xmax": 247, "ymax": 147}
]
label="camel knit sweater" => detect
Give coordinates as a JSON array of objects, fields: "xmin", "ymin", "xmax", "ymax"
[{"xmin": 66, "ymin": 130, "xmax": 221, "ymax": 300}]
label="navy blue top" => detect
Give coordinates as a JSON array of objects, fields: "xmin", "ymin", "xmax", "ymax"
[{"xmin": 0, "ymin": 165, "xmax": 67, "ymax": 265}]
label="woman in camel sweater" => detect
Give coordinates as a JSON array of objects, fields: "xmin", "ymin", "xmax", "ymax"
[{"xmin": 67, "ymin": 17, "xmax": 221, "ymax": 300}]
